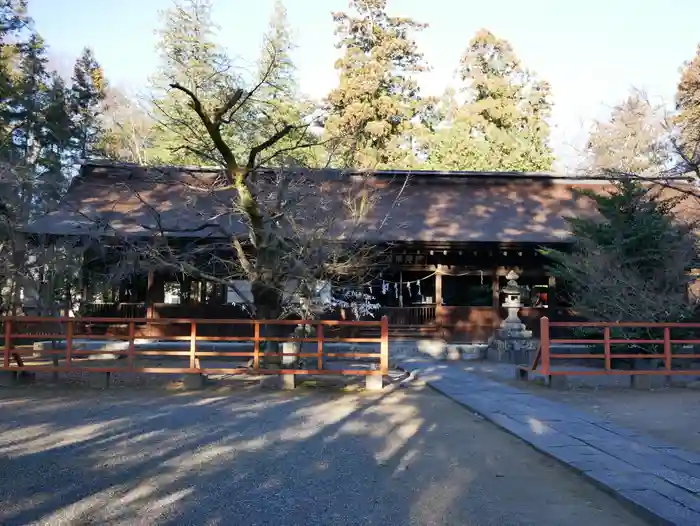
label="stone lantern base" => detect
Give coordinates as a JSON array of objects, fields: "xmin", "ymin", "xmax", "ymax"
[{"xmin": 485, "ymin": 271, "xmax": 538, "ymax": 364}]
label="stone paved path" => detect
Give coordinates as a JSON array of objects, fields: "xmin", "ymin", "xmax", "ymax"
[{"xmin": 397, "ymin": 352, "xmax": 700, "ymax": 526}]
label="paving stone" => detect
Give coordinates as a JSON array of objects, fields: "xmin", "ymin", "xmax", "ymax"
[
  {"xmin": 567, "ymin": 455, "xmax": 643, "ymax": 474},
  {"xmin": 545, "ymin": 421, "xmax": 629, "ymax": 442},
  {"xmin": 658, "ymin": 454, "xmax": 700, "ymax": 479},
  {"xmin": 656, "ymin": 447, "xmax": 700, "ymax": 465},
  {"xmin": 547, "ymin": 447, "xmax": 641, "ymax": 473},
  {"xmin": 653, "ymin": 468, "xmax": 700, "ymax": 494},
  {"xmin": 486, "ymin": 413, "xmax": 584, "ymax": 448},
  {"xmin": 593, "ymin": 421, "xmax": 645, "ymax": 438},
  {"xmin": 588, "ymin": 470, "xmax": 674, "ymax": 492},
  {"xmin": 619, "ymin": 489, "xmax": 700, "ymax": 526}
]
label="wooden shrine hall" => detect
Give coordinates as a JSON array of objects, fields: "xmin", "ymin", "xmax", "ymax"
[{"xmin": 21, "ymin": 160, "xmax": 700, "ymax": 342}]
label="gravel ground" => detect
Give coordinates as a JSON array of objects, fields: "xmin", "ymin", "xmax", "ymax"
[{"xmin": 0, "ymin": 385, "xmax": 646, "ymax": 525}]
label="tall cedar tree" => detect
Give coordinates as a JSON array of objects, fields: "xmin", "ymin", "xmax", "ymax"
[
  {"xmin": 584, "ymin": 89, "xmax": 668, "ymax": 176},
  {"xmin": 325, "ymin": 0, "xmax": 428, "ymax": 169},
  {"xmin": 0, "ymin": 0, "xmax": 29, "ymax": 147},
  {"xmin": 70, "ymin": 47, "xmax": 107, "ymax": 161},
  {"xmin": 428, "ymin": 30, "xmax": 553, "ymax": 172},
  {"xmin": 252, "ymin": 0, "xmax": 319, "ymax": 167},
  {"xmin": 676, "ymin": 44, "xmax": 700, "ymax": 168},
  {"xmin": 150, "ymin": 0, "xmax": 238, "ymax": 165},
  {"xmin": 544, "ymin": 180, "xmax": 697, "ymax": 349}
]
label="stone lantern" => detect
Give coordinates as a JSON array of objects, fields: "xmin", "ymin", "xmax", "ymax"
[
  {"xmin": 486, "ymin": 269, "xmax": 536, "ymax": 363},
  {"xmin": 501, "ymin": 270, "xmax": 525, "ymax": 330}
]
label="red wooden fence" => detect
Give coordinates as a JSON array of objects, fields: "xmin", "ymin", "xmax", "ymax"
[
  {"xmin": 0, "ymin": 316, "xmax": 389, "ymax": 377},
  {"xmin": 529, "ymin": 317, "xmax": 700, "ymax": 376}
]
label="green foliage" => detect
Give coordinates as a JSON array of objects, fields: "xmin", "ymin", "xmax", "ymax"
[
  {"xmin": 251, "ymin": 0, "xmax": 320, "ymax": 167},
  {"xmin": 427, "ymin": 30, "xmax": 553, "ymax": 172},
  {"xmin": 543, "ymin": 179, "xmax": 697, "ymax": 348},
  {"xmin": 69, "ymin": 47, "xmax": 107, "ymax": 160},
  {"xmin": 324, "ymin": 0, "xmax": 429, "ymax": 169},
  {"xmin": 149, "ymin": 0, "xmax": 231, "ymax": 165}
]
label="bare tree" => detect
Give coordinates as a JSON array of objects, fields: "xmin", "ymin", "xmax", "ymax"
[
  {"xmin": 583, "ymin": 89, "xmax": 670, "ymax": 177},
  {"xmin": 0, "ymin": 162, "xmax": 86, "ymax": 318}
]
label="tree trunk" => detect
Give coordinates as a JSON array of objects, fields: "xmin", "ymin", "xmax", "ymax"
[{"xmin": 252, "ymin": 280, "xmax": 286, "ymax": 367}]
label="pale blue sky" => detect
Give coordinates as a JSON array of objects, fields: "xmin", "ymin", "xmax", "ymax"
[{"xmin": 28, "ymin": 0, "xmax": 700, "ymax": 168}]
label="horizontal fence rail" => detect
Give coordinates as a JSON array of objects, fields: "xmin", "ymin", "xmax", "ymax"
[
  {"xmin": 531, "ymin": 317, "xmax": 700, "ymax": 376},
  {"xmin": 0, "ymin": 316, "xmax": 389, "ymax": 377}
]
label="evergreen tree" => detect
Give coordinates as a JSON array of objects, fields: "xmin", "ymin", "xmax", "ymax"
[
  {"xmin": 428, "ymin": 30, "xmax": 553, "ymax": 172},
  {"xmin": 150, "ymin": 0, "xmax": 235, "ymax": 165},
  {"xmin": 252, "ymin": 0, "xmax": 319, "ymax": 167},
  {"xmin": 0, "ymin": 0, "xmax": 29, "ymax": 141},
  {"xmin": 676, "ymin": 44, "xmax": 700, "ymax": 167},
  {"xmin": 12, "ymin": 33, "xmax": 49, "ymax": 165},
  {"xmin": 69, "ymin": 47, "xmax": 107, "ymax": 160},
  {"xmin": 0, "ymin": 0, "xmax": 27, "ymax": 34},
  {"xmin": 39, "ymin": 72, "xmax": 72, "ymax": 204},
  {"xmin": 324, "ymin": 0, "xmax": 428, "ymax": 169},
  {"xmin": 544, "ymin": 180, "xmax": 696, "ymax": 347}
]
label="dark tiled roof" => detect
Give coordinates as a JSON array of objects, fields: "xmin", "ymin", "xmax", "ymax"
[{"xmin": 22, "ymin": 161, "xmax": 700, "ymax": 244}]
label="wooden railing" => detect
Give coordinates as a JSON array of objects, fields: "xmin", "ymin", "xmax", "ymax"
[
  {"xmin": 379, "ymin": 305, "xmax": 437, "ymax": 326},
  {"xmin": 527, "ymin": 317, "xmax": 700, "ymax": 376},
  {"xmin": 82, "ymin": 302, "xmax": 147, "ymax": 318},
  {"xmin": 0, "ymin": 316, "xmax": 389, "ymax": 377}
]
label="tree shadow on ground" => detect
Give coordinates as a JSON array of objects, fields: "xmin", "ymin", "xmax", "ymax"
[{"xmin": 0, "ymin": 385, "xmax": 643, "ymax": 526}]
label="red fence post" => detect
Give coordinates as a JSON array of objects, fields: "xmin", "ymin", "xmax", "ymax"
[
  {"xmin": 253, "ymin": 321, "xmax": 260, "ymax": 370},
  {"xmin": 317, "ymin": 322, "xmax": 324, "ymax": 371},
  {"xmin": 380, "ymin": 315, "xmax": 389, "ymax": 375},
  {"xmin": 3, "ymin": 319, "xmax": 11, "ymax": 368},
  {"xmin": 603, "ymin": 327, "xmax": 611, "ymax": 372},
  {"xmin": 663, "ymin": 326, "xmax": 672, "ymax": 371},
  {"xmin": 189, "ymin": 321, "xmax": 197, "ymax": 370},
  {"xmin": 540, "ymin": 317, "xmax": 550, "ymax": 376},
  {"xmin": 66, "ymin": 320, "xmax": 73, "ymax": 370}
]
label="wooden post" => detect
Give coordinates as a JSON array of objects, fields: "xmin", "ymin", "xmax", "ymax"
[
  {"xmin": 663, "ymin": 326, "xmax": 672, "ymax": 371},
  {"xmin": 146, "ymin": 271, "xmax": 165, "ymax": 322},
  {"xmin": 540, "ymin": 317, "xmax": 550, "ymax": 376},
  {"xmin": 189, "ymin": 321, "xmax": 197, "ymax": 370},
  {"xmin": 603, "ymin": 327, "xmax": 611, "ymax": 372},
  {"xmin": 127, "ymin": 320, "xmax": 136, "ymax": 370},
  {"xmin": 380, "ymin": 315, "xmax": 389, "ymax": 375},
  {"xmin": 66, "ymin": 320, "xmax": 73, "ymax": 369},
  {"xmin": 435, "ymin": 269, "xmax": 442, "ymax": 306},
  {"xmin": 3, "ymin": 319, "xmax": 11, "ymax": 368},
  {"xmin": 146, "ymin": 270, "xmax": 155, "ymax": 319},
  {"xmin": 253, "ymin": 321, "xmax": 260, "ymax": 370},
  {"xmin": 548, "ymin": 275, "xmax": 557, "ymax": 316},
  {"xmin": 492, "ymin": 272, "xmax": 500, "ymax": 309},
  {"xmin": 317, "ymin": 323, "xmax": 324, "ymax": 370}
]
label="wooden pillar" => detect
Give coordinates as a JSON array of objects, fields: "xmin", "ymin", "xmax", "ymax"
[
  {"xmin": 492, "ymin": 272, "xmax": 500, "ymax": 309},
  {"xmin": 146, "ymin": 270, "xmax": 165, "ymax": 318},
  {"xmin": 548, "ymin": 275, "xmax": 557, "ymax": 319},
  {"xmin": 434, "ymin": 268, "xmax": 442, "ymax": 306},
  {"xmin": 180, "ymin": 275, "xmax": 192, "ymax": 304}
]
